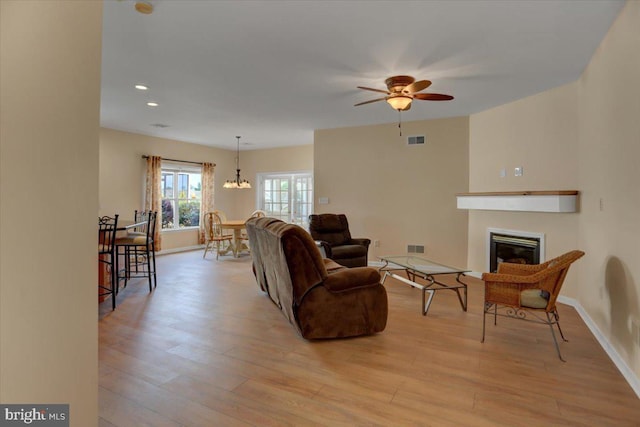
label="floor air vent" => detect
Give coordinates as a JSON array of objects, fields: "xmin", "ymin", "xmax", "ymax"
[{"xmin": 407, "ymin": 135, "xmax": 425, "ymax": 145}]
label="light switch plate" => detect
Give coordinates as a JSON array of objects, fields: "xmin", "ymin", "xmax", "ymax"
[{"xmin": 318, "ymin": 197, "xmax": 329, "ymax": 205}]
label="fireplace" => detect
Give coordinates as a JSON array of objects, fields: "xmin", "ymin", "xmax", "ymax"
[{"xmin": 487, "ymin": 228, "xmax": 545, "ymax": 273}]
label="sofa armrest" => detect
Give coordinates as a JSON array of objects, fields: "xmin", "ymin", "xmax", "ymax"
[
  {"xmin": 323, "ymin": 258, "xmax": 346, "ymax": 273},
  {"xmin": 349, "ymin": 238, "xmax": 371, "ymax": 249},
  {"xmin": 323, "ymin": 267, "xmax": 381, "ymax": 293}
]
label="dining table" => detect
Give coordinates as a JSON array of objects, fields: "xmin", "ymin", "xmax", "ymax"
[{"xmin": 220, "ymin": 219, "xmax": 249, "ymax": 257}]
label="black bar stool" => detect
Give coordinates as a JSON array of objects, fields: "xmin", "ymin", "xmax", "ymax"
[
  {"xmin": 98, "ymin": 215, "xmax": 119, "ymax": 310},
  {"xmin": 115, "ymin": 211, "xmax": 157, "ymax": 292}
]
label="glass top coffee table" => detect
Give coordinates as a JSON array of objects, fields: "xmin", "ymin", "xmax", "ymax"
[{"xmin": 379, "ymin": 255, "xmax": 470, "ymax": 315}]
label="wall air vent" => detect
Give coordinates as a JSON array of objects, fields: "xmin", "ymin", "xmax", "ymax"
[
  {"xmin": 407, "ymin": 245, "xmax": 425, "ymax": 254},
  {"xmin": 407, "ymin": 135, "xmax": 425, "ymax": 145}
]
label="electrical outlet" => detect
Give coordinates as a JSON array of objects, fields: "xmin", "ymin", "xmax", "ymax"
[{"xmin": 514, "ymin": 166, "xmax": 523, "ymax": 177}]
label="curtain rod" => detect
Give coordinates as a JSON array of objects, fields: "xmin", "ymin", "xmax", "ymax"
[{"xmin": 141, "ymin": 155, "xmax": 215, "ymax": 167}]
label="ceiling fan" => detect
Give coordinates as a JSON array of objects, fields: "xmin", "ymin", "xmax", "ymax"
[{"xmin": 354, "ymin": 75, "xmax": 453, "ymax": 111}]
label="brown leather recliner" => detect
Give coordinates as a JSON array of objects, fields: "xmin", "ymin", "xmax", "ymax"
[
  {"xmin": 245, "ymin": 217, "xmax": 387, "ymax": 339},
  {"xmin": 308, "ymin": 213, "xmax": 370, "ymax": 268}
]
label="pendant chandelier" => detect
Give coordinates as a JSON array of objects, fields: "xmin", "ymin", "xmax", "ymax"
[{"xmin": 223, "ymin": 136, "xmax": 251, "ymax": 189}]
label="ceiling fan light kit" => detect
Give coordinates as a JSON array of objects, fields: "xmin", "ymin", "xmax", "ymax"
[{"xmin": 386, "ymin": 95, "xmax": 412, "ymax": 111}]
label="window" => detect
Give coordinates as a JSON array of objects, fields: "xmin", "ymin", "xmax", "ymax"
[
  {"xmin": 161, "ymin": 163, "xmax": 202, "ymax": 230},
  {"xmin": 258, "ymin": 172, "xmax": 313, "ymax": 228}
]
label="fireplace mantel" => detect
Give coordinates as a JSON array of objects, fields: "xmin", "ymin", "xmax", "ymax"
[{"xmin": 456, "ymin": 190, "xmax": 578, "ymax": 213}]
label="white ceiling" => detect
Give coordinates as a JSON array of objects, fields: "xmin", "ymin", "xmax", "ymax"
[{"xmin": 101, "ymin": 0, "xmax": 624, "ymax": 150}]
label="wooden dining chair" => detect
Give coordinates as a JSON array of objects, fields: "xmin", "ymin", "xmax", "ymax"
[
  {"xmin": 203, "ymin": 211, "xmax": 234, "ymax": 260},
  {"xmin": 240, "ymin": 210, "xmax": 267, "ymax": 251},
  {"xmin": 98, "ymin": 215, "xmax": 119, "ymax": 310},
  {"xmin": 212, "ymin": 209, "xmax": 227, "ymax": 223}
]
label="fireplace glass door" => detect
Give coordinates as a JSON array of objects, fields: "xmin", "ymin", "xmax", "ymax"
[{"xmin": 490, "ymin": 233, "xmax": 540, "ymax": 273}]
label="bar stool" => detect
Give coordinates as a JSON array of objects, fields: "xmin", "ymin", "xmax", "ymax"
[
  {"xmin": 98, "ymin": 215, "xmax": 119, "ymax": 310},
  {"xmin": 115, "ymin": 211, "xmax": 157, "ymax": 292}
]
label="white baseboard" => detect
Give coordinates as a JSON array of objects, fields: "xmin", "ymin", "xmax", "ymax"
[{"xmin": 557, "ymin": 295, "xmax": 640, "ymax": 399}]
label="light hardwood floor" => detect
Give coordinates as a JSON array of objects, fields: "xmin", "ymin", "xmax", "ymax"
[{"xmin": 99, "ymin": 251, "xmax": 640, "ymax": 426}]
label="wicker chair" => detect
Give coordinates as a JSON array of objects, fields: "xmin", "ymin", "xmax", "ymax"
[{"xmin": 481, "ymin": 250, "xmax": 585, "ymax": 361}]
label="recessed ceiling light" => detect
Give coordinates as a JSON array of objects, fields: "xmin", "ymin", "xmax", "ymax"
[
  {"xmin": 135, "ymin": 2, "xmax": 153, "ymax": 15},
  {"xmin": 146, "ymin": 102, "xmax": 158, "ymax": 107},
  {"xmin": 135, "ymin": 84, "xmax": 148, "ymax": 90}
]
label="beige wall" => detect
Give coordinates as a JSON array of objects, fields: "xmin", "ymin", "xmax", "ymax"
[
  {"xmin": 314, "ymin": 117, "xmax": 469, "ymax": 267},
  {"xmin": 577, "ymin": 0, "xmax": 640, "ymax": 376},
  {"xmin": 100, "ymin": 129, "xmax": 313, "ymax": 250},
  {"xmin": 236, "ymin": 144, "xmax": 314, "ymax": 217},
  {"xmin": 467, "ymin": 82, "xmax": 581, "ymax": 286},
  {"xmin": 100, "ymin": 128, "xmax": 234, "ymax": 251},
  {"xmin": 468, "ymin": 1, "xmax": 639, "ymax": 379},
  {"xmin": 0, "ymin": 1, "xmax": 102, "ymax": 425}
]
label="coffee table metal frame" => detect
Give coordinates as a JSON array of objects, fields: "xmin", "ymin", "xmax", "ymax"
[{"xmin": 379, "ymin": 255, "xmax": 470, "ymax": 316}]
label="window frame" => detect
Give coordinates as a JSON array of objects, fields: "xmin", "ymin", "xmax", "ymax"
[
  {"xmin": 160, "ymin": 162, "xmax": 203, "ymax": 232},
  {"xmin": 257, "ymin": 171, "xmax": 313, "ymax": 228}
]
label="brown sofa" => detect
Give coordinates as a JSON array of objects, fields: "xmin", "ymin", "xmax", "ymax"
[{"xmin": 245, "ymin": 217, "xmax": 388, "ymax": 339}]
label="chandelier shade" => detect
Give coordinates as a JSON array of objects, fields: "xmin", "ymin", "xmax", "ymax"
[{"xmin": 223, "ymin": 136, "xmax": 251, "ymax": 189}]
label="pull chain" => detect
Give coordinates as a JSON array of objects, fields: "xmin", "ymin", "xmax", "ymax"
[{"xmin": 398, "ymin": 109, "xmax": 402, "ymax": 136}]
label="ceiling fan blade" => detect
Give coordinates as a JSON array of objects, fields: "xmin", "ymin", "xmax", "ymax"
[
  {"xmin": 354, "ymin": 97, "xmax": 386, "ymax": 107},
  {"xmin": 414, "ymin": 93, "xmax": 454, "ymax": 101},
  {"xmin": 403, "ymin": 79, "xmax": 431, "ymax": 94},
  {"xmin": 357, "ymin": 86, "xmax": 391, "ymax": 95}
]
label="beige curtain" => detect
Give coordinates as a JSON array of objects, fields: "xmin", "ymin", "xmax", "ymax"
[
  {"xmin": 199, "ymin": 162, "xmax": 215, "ymax": 244},
  {"xmin": 145, "ymin": 156, "xmax": 163, "ymax": 251}
]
